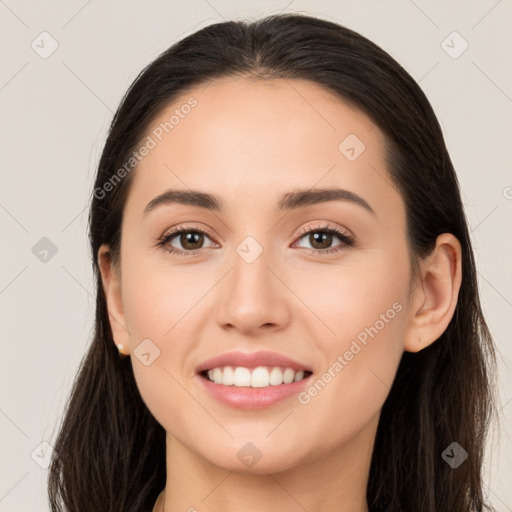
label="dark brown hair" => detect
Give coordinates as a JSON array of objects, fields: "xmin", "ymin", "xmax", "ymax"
[{"xmin": 48, "ymin": 13, "xmax": 498, "ymax": 512}]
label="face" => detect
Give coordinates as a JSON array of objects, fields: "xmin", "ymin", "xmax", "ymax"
[{"xmin": 102, "ymin": 77, "xmax": 416, "ymax": 473}]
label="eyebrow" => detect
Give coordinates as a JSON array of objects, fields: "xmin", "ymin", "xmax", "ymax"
[{"xmin": 143, "ymin": 187, "xmax": 375, "ymax": 217}]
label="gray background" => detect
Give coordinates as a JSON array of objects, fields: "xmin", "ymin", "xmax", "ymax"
[{"xmin": 1, "ymin": 1, "xmax": 511, "ymax": 510}]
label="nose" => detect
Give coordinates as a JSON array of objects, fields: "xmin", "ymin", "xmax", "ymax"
[{"xmin": 215, "ymin": 247, "xmax": 291, "ymax": 335}]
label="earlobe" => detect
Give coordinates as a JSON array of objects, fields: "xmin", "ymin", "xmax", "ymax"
[
  {"xmin": 404, "ymin": 234, "xmax": 462, "ymax": 353},
  {"xmin": 97, "ymin": 244, "xmax": 130, "ymax": 355}
]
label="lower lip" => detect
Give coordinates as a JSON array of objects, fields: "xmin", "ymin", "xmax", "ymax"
[{"xmin": 197, "ymin": 373, "xmax": 313, "ymax": 410}]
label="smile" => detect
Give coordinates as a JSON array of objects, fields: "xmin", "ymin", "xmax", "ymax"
[{"xmin": 201, "ymin": 365, "xmax": 313, "ymax": 388}]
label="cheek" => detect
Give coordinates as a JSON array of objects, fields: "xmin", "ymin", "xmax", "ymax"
[
  {"xmin": 121, "ymin": 258, "xmax": 207, "ymax": 428},
  {"xmin": 291, "ymin": 249, "xmax": 410, "ymax": 348},
  {"xmin": 121, "ymin": 250, "xmax": 208, "ymax": 343},
  {"xmin": 291, "ymin": 250, "xmax": 409, "ymax": 418},
  {"xmin": 292, "ymin": 296, "xmax": 406, "ymax": 456}
]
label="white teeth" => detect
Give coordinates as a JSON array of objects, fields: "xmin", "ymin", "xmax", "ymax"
[
  {"xmin": 213, "ymin": 368, "xmax": 222, "ymax": 384},
  {"xmin": 269, "ymin": 367, "xmax": 283, "ymax": 385},
  {"xmin": 251, "ymin": 366, "xmax": 269, "ymax": 388},
  {"xmin": 282, "ymin": 368, "xmax": 295, "ymax": 384},
  {"xmin": 204, "ymin": 366, "xmax": 309, "ymax": 387},
  {"xmin": 222, "ymin": 366, "xmax": 234, "ymax": 385},
  {"xmin": 233, "ymin": 367, "xmax": 251, "ymax": 387}
]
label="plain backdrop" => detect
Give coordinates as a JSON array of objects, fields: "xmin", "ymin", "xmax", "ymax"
[{"xmin": 1, "ymin": 1, "xmax": 511, "ymax": 510}]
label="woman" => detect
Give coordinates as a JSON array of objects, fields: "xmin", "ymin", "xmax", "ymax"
[{"xmin": 48, "ymin": 13, "xmax": 498, "ymax": 512}]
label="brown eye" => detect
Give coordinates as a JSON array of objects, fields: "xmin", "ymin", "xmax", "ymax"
[
  {"xmin": 157, "ymin": 227, "xmax": 217, "ymax": 255},
  {"xmin": 308, "ymin": 231, "xmax": 334, "ymax": 250},
  {"xmin": 293, "ymin": 225, "xmax": 355, "ymax": 254},
  {"xmin": 179, "ymin": 231, "xmax": 205, "ymax": 250}
]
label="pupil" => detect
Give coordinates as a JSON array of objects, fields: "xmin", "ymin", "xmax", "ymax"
[
  {"xmin": 181, "ymin": 232, "xmax": 203, "ymax": 250},
  {"xmin": 311, "ymin": 232, "xmax": 332, "ymax": 249}
]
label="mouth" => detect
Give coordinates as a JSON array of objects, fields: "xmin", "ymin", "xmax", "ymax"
[
  {"xmin": 199, "ymin": 366, "xmax": 314, "ymax": 388},
  {"xmin": 194, "ymin": 349, "xmax": 315, "ymax": 408},
  {"xmin": 195, "ymin": 351, "xmax": 314, "ymax": 409}
]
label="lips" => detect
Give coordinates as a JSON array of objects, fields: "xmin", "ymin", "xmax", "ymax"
[{"xmin": 195, "ymin": 350, "xmax": 313, "ymax": 374}]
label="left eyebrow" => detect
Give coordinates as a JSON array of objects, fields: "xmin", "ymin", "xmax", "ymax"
[
  {"xmin": 277, "ymin": 187, "xmax": 375, "ymax": 215},
  {"xmin": 142, "ymin": 187, "xmax": 375, "ymax": 217}
]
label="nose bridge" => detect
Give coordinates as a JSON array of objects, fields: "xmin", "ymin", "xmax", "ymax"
[
  {"xmin": 215, "ymin": 235, "xmax": 290, "ymax": 333},
  {"xmin": 232, "ymin": 237, "xmax": 271, "ymax": 292}
]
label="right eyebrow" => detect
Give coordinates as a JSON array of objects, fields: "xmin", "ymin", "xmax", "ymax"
[{"xmin": 143, "ymin": 190, "xmax": 222, "ymax": 217}]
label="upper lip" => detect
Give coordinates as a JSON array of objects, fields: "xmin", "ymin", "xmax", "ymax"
[{"xmin": 195, "ymin": 350, "xmax": 313, "ymax": 374}]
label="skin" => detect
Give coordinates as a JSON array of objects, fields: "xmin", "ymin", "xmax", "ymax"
[{"xmin": 98, "ymin": 77, "xmax": 462, "ymax": 512}]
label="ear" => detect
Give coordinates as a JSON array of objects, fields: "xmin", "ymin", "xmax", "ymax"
[
  {"xmin": 97, "ymin": 244, "xmax": 130, "ymax": 356},
  {"xmin": 404, "ymin": 233, "xmax": 462, "ymax": 353}
]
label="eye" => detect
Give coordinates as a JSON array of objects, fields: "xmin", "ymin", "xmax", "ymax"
[
  {"xmin": 156, "ymin": 225, "xmax": 217, "ymax": 255},
  {"xmin": 292, "ymin": 223, "xmax": 355, "ymax": 254}
]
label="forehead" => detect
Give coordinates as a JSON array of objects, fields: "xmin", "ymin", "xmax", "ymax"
[{"xmin": 123, "ymin": 77, "xmax": 401, "ymax": 221}]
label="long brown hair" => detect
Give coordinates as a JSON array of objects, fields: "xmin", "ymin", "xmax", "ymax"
[{"xmin": 48, "ymin": 13, "xmax": 498, "ymax": 512}]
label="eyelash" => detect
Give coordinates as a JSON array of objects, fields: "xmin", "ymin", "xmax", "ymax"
[{"xmin": 155, "ymin": 223, "xmax": 355, "ymax": 257}]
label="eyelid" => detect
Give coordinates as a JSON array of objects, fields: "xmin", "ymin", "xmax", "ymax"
[{"xmin": 293, "ymin": 221, "xmax": 353, "ymax": 242}]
